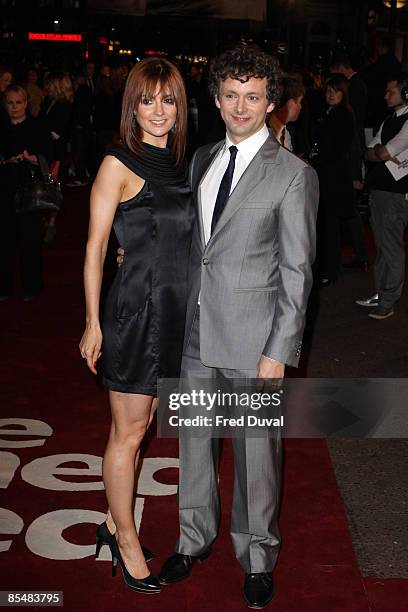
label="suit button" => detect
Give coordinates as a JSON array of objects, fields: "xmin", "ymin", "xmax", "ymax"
[{"xmin": 202, "ymin": 258, "xmax": 209, "ymax": 265}]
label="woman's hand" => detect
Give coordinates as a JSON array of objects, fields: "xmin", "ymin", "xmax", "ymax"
[
  {"xmin": 4, "ymin": 154, "xmax": 24, "ymax": 163},
  {"xmin": 22, "ymin": 150, "xmax": 38, "ymax": 164},
  {"xmin": 79, "ymin": 323, "xmax": 102, "ymax": 375}
]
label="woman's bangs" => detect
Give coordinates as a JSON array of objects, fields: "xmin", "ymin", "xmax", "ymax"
[{"xmin": 141, "ymin": 76, "xmax": 176, "ymax": 102}]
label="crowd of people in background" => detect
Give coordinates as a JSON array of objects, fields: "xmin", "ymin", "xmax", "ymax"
[{"xmin": 1, "ymin": 33, "xmax": 407, "ymax": 310}]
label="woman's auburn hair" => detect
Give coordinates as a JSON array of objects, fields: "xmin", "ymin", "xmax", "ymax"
[{"xmin": 120, "ymin": 57, "xmax": 187, "ymax": 165}]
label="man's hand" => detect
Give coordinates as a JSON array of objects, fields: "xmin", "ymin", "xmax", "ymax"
[
  {"xmin": 373, "ymin": 143, "xmax": 392, "ymax": 161},
  {"xmin": 257, "ymin": 355, "xmax": 285, "ymax": 378},
  {"xmin": 352, "ymin": 180, "xmax": 364, "ymax": 191},
  {"xmin": 117, "ymin": 247, "xmax": 124, "ymax": 267},
  {"xmin": 256, "ymin": 356, "xmax": 285, "ymax": 391}
]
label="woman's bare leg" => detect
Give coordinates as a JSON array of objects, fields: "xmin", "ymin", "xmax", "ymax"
[
  {"xmin": 105, "ymin": 398, "xmax": 158, "ymax": 535},
  {"xmin": 103, "ymin": 392, "xmax": 157, "ymax": 578}
]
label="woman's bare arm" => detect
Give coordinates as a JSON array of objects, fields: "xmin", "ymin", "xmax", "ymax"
[{"xmin": 79, "ymin": 156, "xmax": 127, "ymax": 373}]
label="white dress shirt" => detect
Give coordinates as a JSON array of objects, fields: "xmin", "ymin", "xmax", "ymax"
[
  {"xmin": 200, "ymin": 123, "xmax": 270, "ymax": 245},
  {"xmin": 369, "ymin": 105, "xmax": 408, "ymax": 158}
]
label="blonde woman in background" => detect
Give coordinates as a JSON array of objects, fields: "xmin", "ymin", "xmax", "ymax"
[{"xmin": 39, "ymin": 71, "xmax": 74, "ymax": 242}]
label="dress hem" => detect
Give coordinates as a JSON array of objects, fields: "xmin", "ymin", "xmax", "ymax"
[{"xmin": 102, "ymin": 376, "xmax": 157, "ymax": 397}]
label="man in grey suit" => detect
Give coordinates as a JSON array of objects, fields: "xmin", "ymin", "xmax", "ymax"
[{"xmin": 159, "ymin": 46, "xmax": 319, "ymax": 609}]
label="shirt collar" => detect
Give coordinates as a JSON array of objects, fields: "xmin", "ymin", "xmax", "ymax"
[
  {"xmin": 395, "ymin": 105, "xmax": 408, "ymax": 117},
  {"xmin": 224, "ymin": 123, "xmax": 269, "ymax": 163},
  {"xmin": 268, "ymin": 113, "xmax": 285, "ymax": 138}
]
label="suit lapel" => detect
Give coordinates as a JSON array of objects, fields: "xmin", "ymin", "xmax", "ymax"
[
  {"xmin": 195, "ymin": 140, "xmax": 224, "ymax": 250},
  {"xmin": 208, "ymin": 134, "xmax": 281, "ymax": 242}
]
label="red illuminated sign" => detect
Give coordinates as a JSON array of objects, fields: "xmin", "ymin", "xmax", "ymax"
[
  {"xmin": 145, "ymin": 49, "xmax": 167, "ymax": 56},
  {"xmin": 28, "ymin": 33, "xmax": 82, "ymax": 42},
  {"xmin": 99, "ymin": 36, "xmax": 108, "ymax": 45}
]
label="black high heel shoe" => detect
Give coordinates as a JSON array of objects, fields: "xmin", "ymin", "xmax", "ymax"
[
  {"xmin": 110, "ymin": 535, "xmax": 161, "ymax": 594},
  {"xmin": 95, "ymin": 522, "xmax": 154, "ymax": 563}
]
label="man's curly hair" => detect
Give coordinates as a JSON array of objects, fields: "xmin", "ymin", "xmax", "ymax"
[{"xmin": 208, "ymin": 45, "xmax": 282, "ymax": 104}]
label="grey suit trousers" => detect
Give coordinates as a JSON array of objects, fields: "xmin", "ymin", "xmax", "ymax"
[
  {"xmin": 176, "ymin": 307, "xmax": 282, "ymax": 573},
  {"xmin": 371, "ymin": 190, "xmax": 408, "ymax": 308}
]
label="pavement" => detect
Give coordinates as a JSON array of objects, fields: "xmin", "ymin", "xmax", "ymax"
[{"xmin": 304, "ymin": 249, "xmax": 408, "ymax": 580}]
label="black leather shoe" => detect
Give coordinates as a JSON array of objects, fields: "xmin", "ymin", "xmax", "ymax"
[
  {"xmin": 243, "ymin": 573, "xmax": 275, "ymax": 609},
  {"xmin": 159, "ymin": 549, "xmax": 211, "ymax": 584},
  {"xmin": 95, "ymin": 522, "xmax": 154, "ymax": 563}
]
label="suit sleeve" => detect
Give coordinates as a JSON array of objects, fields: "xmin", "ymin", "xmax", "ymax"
[{"xmin": 262, "ymin": 164, "xmax": 319, "ymax": 367}]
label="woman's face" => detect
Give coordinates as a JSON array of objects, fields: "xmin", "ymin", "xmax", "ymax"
[
  {"xmin": 28, "ymin": 70, "xmax": 38, "ymax": 84},
  {"xmin": 325, "ymin": 86, "xmax": 343, "ymax": 107},
  {"xmin": 5, "ymin": 90, "xmax": 27, "ymax": 122},
  {"xmin": 0, "ymin": 71, "xmax": 13, "ymax": 93},
  {"xmin": 47, "ymin": 82, "xmax": 58, "ymax": 99},
  {"xmin": 135, "ymin": 85, "xmax": 177, "ymax": 147}
]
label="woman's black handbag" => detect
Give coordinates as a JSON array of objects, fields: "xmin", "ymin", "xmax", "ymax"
[{"xmin": 14, "ymin": 155, "xmax": 63, "ymax": 214}]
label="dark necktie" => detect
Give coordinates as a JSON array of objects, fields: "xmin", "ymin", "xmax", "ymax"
[{"xmin": 211, "ymin": 145, "xmax": 238, "ymax": 234}]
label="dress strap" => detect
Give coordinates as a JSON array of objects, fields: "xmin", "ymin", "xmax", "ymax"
[{"xmin": 105, "ymin": 145, "xmax": 142, "ymax": 176}]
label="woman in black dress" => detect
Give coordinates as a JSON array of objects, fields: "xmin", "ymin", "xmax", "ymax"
[{"xmin": 79, "ymin": 58, "xmax": 193, "ymax": 594}]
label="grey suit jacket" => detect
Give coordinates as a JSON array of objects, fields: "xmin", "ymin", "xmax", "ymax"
[{"xmin": 184, "ymin": 133, "xmax": 319, "ymax": 369}]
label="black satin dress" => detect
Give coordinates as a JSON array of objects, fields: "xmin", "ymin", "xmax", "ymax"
[{"xmin": 101, "ymin": 143, "xmax": 194, "ymax": 396}]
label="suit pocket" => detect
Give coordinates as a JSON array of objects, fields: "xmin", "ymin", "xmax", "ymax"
[
  {"xmin": 232, "ymin": 286, "xmax": 278, "ymax": 293},
  {"xmin": 242, "ymin": 201, "xmax": 274, "ymax": 209}
]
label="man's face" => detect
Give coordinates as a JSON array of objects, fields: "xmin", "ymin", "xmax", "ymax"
[
  {"xmin": 385, "ymin": 80, "xmax": 403, "ymax": 109},
  {"xmin": 287, "ymin": 95, "xmax": 303, "ymax": 123},
  {"xmin": 215, "ymin": 77, "xmax": 274, "ymax": 144}
]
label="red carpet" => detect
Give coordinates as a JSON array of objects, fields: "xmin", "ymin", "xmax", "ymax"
[{"xmin": 0, "ymin": 187, "xmax": 405, "ymax": 611}]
